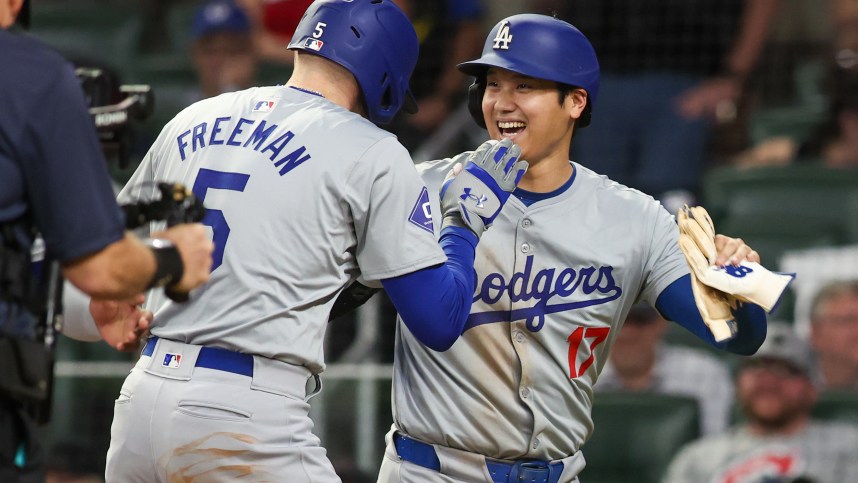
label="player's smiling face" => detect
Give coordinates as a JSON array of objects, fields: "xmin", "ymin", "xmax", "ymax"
[{"xmin": 482, "ymin": 68, "xmax": 586, "ymax": 166}]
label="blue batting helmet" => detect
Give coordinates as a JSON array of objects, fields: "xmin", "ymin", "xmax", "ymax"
[
  {"xmin": 288, "ymin": 0, "xmax": 419, "ymax": 125},
  {"xmin": 458, "ymin": 14, "xmax": 600, "ymax": 128}
]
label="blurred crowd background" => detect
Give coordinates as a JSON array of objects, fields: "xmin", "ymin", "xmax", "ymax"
[{"xmin": 24, "ymin": 0, "xmax": 858, "ymax": 482}]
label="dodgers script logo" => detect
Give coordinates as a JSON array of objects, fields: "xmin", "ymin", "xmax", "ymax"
[
  {"xmin": 467, "ymin": 255, "xmax": 622, "ymax": 332},
  {"xmin": 492, "ymin": 21, "xmax": 513, "ymax": 50}
]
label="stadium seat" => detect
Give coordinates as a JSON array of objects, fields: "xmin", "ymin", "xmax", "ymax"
[
  {"xmin": 29, "ymin": 2, "xmax": 140, "ymax": 74},
  {"xmin": 703, "ymin": 164, "xmax": 858, "ymax": 266},
  {"xmin": 580, "ymin": 393, "xmax": 701, "ymax": 483},
  {"xmin": 811, "ymin": 391, "xmax": 858, "ymax": 426},
  {"xmin": 748, "ymin": 106, "xmax": 826, "ymax": 147}
]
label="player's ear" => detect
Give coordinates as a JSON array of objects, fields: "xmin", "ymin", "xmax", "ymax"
[{"xmin": 565, "ymin": 88, "xmax": 588, "ymax": 122}]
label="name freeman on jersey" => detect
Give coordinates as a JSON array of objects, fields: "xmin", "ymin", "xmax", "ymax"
[
  {"xmin": 466, "ymin": 255, "xmax": 623, "ymax": 332},
  {"xmin": 176, "ymin": 117, "xmax": 312, "ymax": 176}
]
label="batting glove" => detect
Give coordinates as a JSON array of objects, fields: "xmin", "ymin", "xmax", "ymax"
[
  {"xmin": 678, "ymin": 205, "xmax": 795, "ymax": 341},
  {"xmin": 440, "ymin": 139, "xmax": 528, "ymax": 238}
]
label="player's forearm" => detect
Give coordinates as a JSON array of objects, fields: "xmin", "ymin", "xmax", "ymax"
[
  {"xmin": 656, "ymin": 274, "xmax": 766, "ymax": 354},
  {"xmin": 720, "ymin": 302, "xmax": 766, "ymax": 355},
  {"xmin": 62, "ymin": 233, "xmax": 156, "ymax": 299},
  {"xmin": 382, "ymin": 227, "xmax": 477, "ymax": 351}
]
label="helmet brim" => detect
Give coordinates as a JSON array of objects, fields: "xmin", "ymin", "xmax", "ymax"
[{"xmin": 457, "ymin": 60, "xmax": 490, "ymax": 78}]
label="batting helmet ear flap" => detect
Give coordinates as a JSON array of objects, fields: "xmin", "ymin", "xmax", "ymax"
[{"xmin": 467, "ymin": 80, "xmax": 486, "ymax": 129}]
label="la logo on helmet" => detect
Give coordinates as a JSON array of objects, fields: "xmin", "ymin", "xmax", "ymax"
[{"xmin": 492, "ymin": 21, "xmax": 513, "ymax": 50}]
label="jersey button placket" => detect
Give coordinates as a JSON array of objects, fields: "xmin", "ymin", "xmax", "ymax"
[{"xmin": 521, "ymin": 242, "xmax": 531, "ymax": 254}]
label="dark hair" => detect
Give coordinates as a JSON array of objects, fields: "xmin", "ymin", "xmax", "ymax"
[{"xmin": 557, "ymin": 82, "xmax": 592, "ymax": 127}]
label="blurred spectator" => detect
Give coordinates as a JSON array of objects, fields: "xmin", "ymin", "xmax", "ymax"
[
  {"xmin": 237, "ymin": 0, "xmax": 313, "ymax": 65},
  {"xmin": 594, "ymin": 304, "xmax": 734, "ymax": 435},
  {"xmin": 239, "ymin": 0, "xmax": 484, "ymax": 152},
  {"xmin": 189, "ymin": 0, "xmax": 257, "ymax": 101},
  {"xmin": 732, "ymin": 63, "xmax": 858, "ymax": 169},
  {"xmin": 532, "ymin": 0, "xmax": 780, "ymax": 211},
  {"xmin": 809, "ymin": 280, "xmax": 858, "ymax": 391},
  {"xmin": 386, "ymin": 0, "xmax": 485, "ymax": 152},
  {"xmin": 663, "ymin": 322, "xmax": 858, "ymax": 483}
]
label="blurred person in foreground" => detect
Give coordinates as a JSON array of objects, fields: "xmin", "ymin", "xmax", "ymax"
[
  {"xmin": 0, "ymin": 0, "xmax": 212, "ymax": 481},
  {"xmin": 595, "ymin": 303, "xmax": 734, "ymax": 435},
  {"xmin": 663, "ymin": 322, "xmax": 858, "ymax": 483}
]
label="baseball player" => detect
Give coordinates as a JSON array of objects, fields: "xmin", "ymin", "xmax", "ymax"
[
  {"xmin": 378, "ymin": 15, "xmax": 792, "ymax": 483},
  {"xmin": 100, "ymin": 1, "xmax": 526, "ymax": 481}
]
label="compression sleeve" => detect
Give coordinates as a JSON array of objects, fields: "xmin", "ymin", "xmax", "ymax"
[
  {"xmin": 656, "ymin": 274, "xmax": 767, "ymax": 355},
  {"xmin": 381, "ymin": 226, "xmax": 478, "ymax": 352}
]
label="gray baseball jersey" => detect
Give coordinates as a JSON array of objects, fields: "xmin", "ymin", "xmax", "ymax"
[
  {"xmin": 663, "ymin": 422, "xmax": 858, "ymax": 483},
  {"xmin": 391, "ymin": 157, "xmax": 688, "ymax": 460},
  {"xmin": 119, "ymin": 86, "xmax": 446, "ymax": 374}
]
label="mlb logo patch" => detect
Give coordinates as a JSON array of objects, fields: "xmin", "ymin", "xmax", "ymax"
[
  {"xmin": 163, "ymin": 353, "xmax": 182, "ymax": 369},
  {"xmin": 409, "ymin": 187, "xmax": 434, "ymax": 234},
  {"xmin": 253, "ymin": 100, "xmax": 276, "ymax": 112},
  {"xmin": 304, "ymin": 38, "xmax": 324, "ymax": 51}
]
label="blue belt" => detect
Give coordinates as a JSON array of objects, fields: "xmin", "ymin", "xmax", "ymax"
[
  {"xmin": 142, "ymin": 336, "xmax": 253, "ymax": 377},
  {"xmin": 393, "ymin": 433, "xmax": 563, "ymax": 483}
]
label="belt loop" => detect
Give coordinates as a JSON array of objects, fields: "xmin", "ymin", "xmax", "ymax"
[{"xmin": 305, "ymin": 374, "xmax": 323, "ymax": 401}]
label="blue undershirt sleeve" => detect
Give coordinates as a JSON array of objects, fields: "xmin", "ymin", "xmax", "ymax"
[
  {"xmin": 655, "ymin": 274, "xmax": 767, "ymax": 355},
  {"xmin": 381, "ymin": 226, "xmax": 477, "ymax": 352}
]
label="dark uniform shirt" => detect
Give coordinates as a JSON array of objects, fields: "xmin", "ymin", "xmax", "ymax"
[{"xmin": 0, "ymin": 30, "xmax": 124, "ymax": 337}]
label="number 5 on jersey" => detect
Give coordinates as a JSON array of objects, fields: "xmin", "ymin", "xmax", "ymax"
[{"xmin": 192, "ymin": 168, "xmax": 250, "ymax": 271}]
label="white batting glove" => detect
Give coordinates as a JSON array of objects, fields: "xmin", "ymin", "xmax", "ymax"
[
  {"xmin": 678, "ymin": 206, "xmax": 795, "ymax": 313},
  {"xmin": 440, "ymin": 139, "xmax": 528, "ymax": 238}
]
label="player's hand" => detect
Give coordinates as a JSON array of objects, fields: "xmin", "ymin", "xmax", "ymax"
[
  {"xmin": 154, "ymin": 224, "xmax": 214, "ymax": 294},
  {"xmin": 714, "ymin": 234, "xmax": 761, "ymax": 267},
  {"xmin": 439, "ymin": 139, "xmax": 528, "ymax": 237},
  {"xmin": 90, "ymin": 294, "xmax": 152, "ymax": 352}
]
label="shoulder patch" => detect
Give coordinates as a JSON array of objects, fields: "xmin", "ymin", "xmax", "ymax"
[{"xmin": 409, "ymin": 187, "xmax": 434, "ymax": 234}]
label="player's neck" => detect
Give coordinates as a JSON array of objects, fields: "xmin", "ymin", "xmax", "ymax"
[
  {"xmin": 518, "ymin": 155, "xmax": 574, "ymax": 193},
  {"xmin": 287, "ymin": 54, "xmax": 364, "ymax": 117}
]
